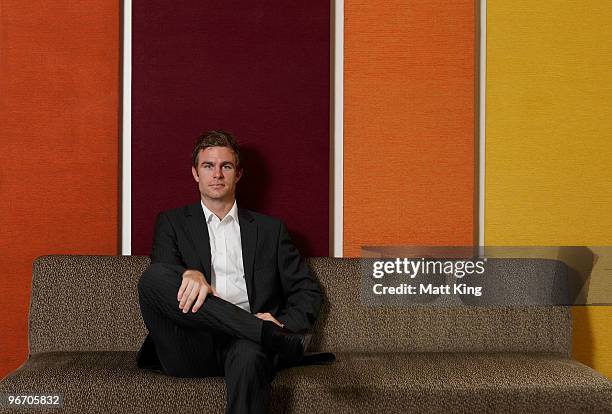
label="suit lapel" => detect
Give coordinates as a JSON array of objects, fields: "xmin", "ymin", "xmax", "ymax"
[
  {"xmin": 239, "ymin": 208, "xmax": 257, "ymax": 303},
  {"xmin": 185, "ymin": 202, "xmax": 212, "ymax": 283}
]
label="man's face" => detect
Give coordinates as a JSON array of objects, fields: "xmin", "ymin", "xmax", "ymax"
[{"xmin": 191, "ymin": 146, "xmax": 242, "ymax": 203}]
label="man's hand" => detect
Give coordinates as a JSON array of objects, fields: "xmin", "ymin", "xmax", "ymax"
[
  {"xmin": 255, "ymin": 312, "xmax": 284, "ymax": 328},
  {"xmin": 178, "ymin": 269, "xmax": 218, "ymax": 313}
]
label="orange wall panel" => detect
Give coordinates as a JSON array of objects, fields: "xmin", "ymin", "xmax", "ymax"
[
  {"xmin": 0, "ymin": 1, "xmax": 120, "ymax": 378},
  {"xmin": 344, "ymin": 0, "xmax": 477, "ymax": 256}
]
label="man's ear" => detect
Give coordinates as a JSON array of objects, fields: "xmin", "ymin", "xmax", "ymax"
[
  {"xmin": 236, "ymin": 167, "xmax": 243, "ymax": 183},
  {"xmin": 191, "ymin": 166, "xmax": 199, "ymax": 182}
]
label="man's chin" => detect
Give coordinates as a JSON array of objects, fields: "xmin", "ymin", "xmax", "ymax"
[{"xmin": 203, "ymin": 192, "xmax": 232, "ymax": 201}]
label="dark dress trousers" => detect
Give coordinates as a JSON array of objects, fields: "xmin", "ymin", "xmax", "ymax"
[{"xmin": 136, "ymin": 202, "xmax": 323, "ymax": 414}]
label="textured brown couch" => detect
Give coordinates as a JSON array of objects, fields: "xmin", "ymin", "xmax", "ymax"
[{"xmin": 1, "ymin": 255, "xmax": 611, "ymax": 413}]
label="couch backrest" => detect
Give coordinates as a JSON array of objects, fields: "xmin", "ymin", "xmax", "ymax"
[
  {"xmin": 28, "ymin": 256, "xmax": 572, "ymax": 356},
  {"xmin": 308, "ymin": 257, "xmax": 571, "ymax": 355},
  {"xmin": 29, "ymin": 255, "xmax": 150, "ymax": 355}
]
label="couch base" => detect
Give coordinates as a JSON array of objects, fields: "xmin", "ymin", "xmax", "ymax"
[{"xmin": 1, "ymin": 351, "xmax": 610, "ymax": 413}]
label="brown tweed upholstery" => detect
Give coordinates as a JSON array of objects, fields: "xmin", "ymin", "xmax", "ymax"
[
  {"xmin": 27, "ymin": 256, "xmax": 571, "ymax": 354},
  {"xmin": 28, "ymin": 255, "xmax": 150, "ymax": 354},
  {"xmin": 308, "ymin": 257, "xmax": 572, "ymax": 354},
  {"xmin": 1, "ymin": 255, "xmax": 610, "ymax": 413},
  {"xmin": 1, "ymin": 352, "xmax": 610, "ymax": 413}
]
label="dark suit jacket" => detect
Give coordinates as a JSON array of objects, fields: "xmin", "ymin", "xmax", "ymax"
[{"xmin": 137, "ymin": 201, "xmax": 323, "ymax": 368}]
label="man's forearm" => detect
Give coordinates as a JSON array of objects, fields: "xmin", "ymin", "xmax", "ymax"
[{"xmin": 277, "ymin": 288, "xmax": 323, "ymax": 333}]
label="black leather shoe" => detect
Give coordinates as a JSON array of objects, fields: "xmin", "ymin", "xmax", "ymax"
[{"xmin": 261, "ymin": 321, "xmax": 306, "ymax": 366}]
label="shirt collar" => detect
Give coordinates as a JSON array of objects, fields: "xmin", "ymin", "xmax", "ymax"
[{"xmin": 200, "ymin": 200, "xmax": 239, "ymax": 223}]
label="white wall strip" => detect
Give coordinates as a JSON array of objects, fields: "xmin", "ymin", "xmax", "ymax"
[
  {"xmin": 478, "ymin": 0, "xmax": 486, "ymax": 248},
  {"xmin": 333, "ymin": 0, "xmax": 344, "ymax": 257},
  {"xmin": 121, "ymin": 0, "xmax": 132, "ymax": 255}
]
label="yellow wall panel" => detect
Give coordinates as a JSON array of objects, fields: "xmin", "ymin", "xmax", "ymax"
[{"xmin": 486, "ymin": 1, "xmax": 612, "ymax": 378}]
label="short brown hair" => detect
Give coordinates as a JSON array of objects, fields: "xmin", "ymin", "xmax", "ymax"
[{"xmin": 192, "ymin": 130, "xmax": 241, "ymax": 169}]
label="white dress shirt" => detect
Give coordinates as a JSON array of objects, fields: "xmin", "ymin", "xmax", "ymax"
[{"xmin": 201, "ymin": 200, "xmax": 251, "ymax": 312}]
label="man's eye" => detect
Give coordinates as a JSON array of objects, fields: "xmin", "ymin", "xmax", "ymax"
[
  {"xmin": 203, "ymin": 165, "xmax": 212, "ymax": 169},
  {"xmin": 223, "ymin": 165, "xmax": 233, "ymax": 170}
]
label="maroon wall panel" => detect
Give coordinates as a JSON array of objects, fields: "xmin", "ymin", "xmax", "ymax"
[{"xmin": 132, "ymin": 1, "xmax": 330, "ymax": 257}]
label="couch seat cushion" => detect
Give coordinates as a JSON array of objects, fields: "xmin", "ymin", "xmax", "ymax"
[
  {"xmin": 277, "ymin": 352, "xmax": 612, "ymax": 413},
  {"xmin": 0, "ymin": 351, "xmax": 610, "ymax": 413}
]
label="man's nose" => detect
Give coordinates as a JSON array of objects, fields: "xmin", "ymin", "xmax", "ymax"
[{"xmin": 213, "ymin": 166, "xmax": 223, "ymax": 178}]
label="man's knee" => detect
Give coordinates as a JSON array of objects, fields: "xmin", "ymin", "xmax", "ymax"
[{"xmin": 138, "ymin": 263, "xmax": 177, "ymax": 294}]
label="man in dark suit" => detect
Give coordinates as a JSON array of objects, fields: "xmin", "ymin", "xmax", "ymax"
[{"xmin": 136, "ymin": 130, "xmax": 323, "ymax": 414}]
